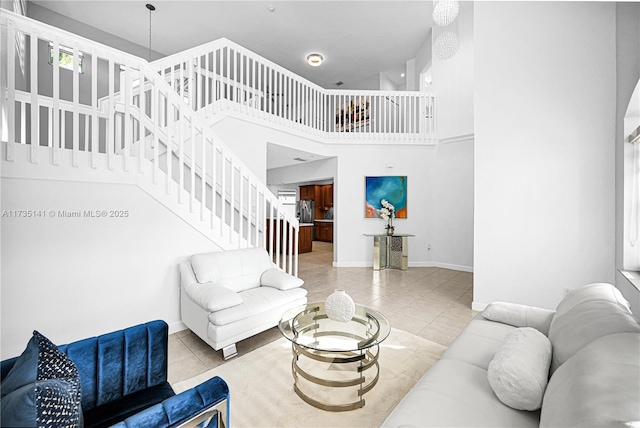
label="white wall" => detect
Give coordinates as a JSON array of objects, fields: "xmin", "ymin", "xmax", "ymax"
[
  {"xmin": 267, "ymin": 139, "xmax": 474, "ymax": 271},
  {"xmin": 412, "ymin": 31, "xmax": 432, "ymax": 91},
  {"xmin": 431, "ymin": 2, "xmax": 474, "ymax": 140},
  {"xmin": 268, "ymin": 157, "xmax": 337, "ymax": 189},
  {"xmin": 474, "ymin": 2, "xmax": 617, "ymax": 310},
  {"xmin": 333, "ymin": 144, "xmax": 433, "ymax": 267},
  {"xmin": 615, "ymin": 2, "xmax": 640, "ymax": 311},
  {"xmin": 379, "ymin": 73, "xmax": 398, "ymax": 91},
  {"xmin": 431, "ymin": 138, "xmax": 474, "ymax": 271},
  {"xmin": 26, "ymin": 2, "xmax": 164, "ymax": 61},
  {"xmin": 210, "ymin": 118, "xmax": 270, "ymax": 184},
  {"xmin": 1, "ymin": 178, "xmax": 220, "ymax": 358}
]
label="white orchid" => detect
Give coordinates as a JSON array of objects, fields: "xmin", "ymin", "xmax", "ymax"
[
  {"xmin": 379, "ymin": 199, "xmax": 396, "ymax": 219},
  {"xmin": 378, "ymin": 199, "xmax": 396, "ymax": 234},
  {"xmin": 379, "ymin": 207, "xmax": 392, "ymax": 220}
]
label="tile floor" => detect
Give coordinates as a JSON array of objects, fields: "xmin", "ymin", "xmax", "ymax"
[{"xmin": 168, "ymin": 241, "xmax": 478, "ymax": 384}]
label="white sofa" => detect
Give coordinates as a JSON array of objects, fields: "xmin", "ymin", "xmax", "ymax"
[
  {"xmin": 382, "ymin": 283, "xmax": 640, "ymax": 427},
  {"xmin": 179, "ymin": 247, "xmax": 307, "ymax": 359}
]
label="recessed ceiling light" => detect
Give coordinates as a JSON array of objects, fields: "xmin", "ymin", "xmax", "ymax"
[
  {"xmin": 267, "ymin": 5, "xmax": 275, "ymax": 12},
  {"xmin": 401, "ymin": 73, "xmax": 405, "ymax": 77},
  {"xmin": 306, "ymin": 53, "xmax": 324, "ymax": 67}
]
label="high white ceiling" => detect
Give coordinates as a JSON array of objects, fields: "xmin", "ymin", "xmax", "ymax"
[
  {"xmin": 266, "ymin": 143, "xmax": 333, "ymax": 170},
  {"xmin": 31, "ymin": 0, "xmax": 434, "ymax": 90}
]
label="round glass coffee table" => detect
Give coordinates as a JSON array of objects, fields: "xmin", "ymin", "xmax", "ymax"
[{"xmin": 278, "ymin": 302, "xmax": 391, "ymax": 412}]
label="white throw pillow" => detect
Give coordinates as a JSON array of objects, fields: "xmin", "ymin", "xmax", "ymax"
[
  {"xmin": 260, "ymin": 268, "xmax": 304, "ymax": 290},
  {"xmin": 482, "ymin": 302, "xmax": 556, "ymax": 336},
  {"xmin": 185, "ymin": 282, "xmax": 243, "ymax": 312},
  {"xmin": 487, "ymin": 327, "xmax": 552, "ymax": 411}
]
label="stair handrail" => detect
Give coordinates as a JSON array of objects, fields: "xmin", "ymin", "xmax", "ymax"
[{"xmin": 0, "ymin": 10, "xmax": 299, "ymax": 275}]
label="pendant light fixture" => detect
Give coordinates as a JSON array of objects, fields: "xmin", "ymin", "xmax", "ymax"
[
  {"xmin": 432, "ymin": 0, "xmax": 459, "ymax": 27},
  {"xmin": 433, "ymin": 30, "xmax": 459, "ymax": 61},
  {"xmin": 432, "ymin": 0, "xmax": 460, "ymax": 61},
  {"xmin": 146, "ymin": 3, "xmax": 155, "ymax": 62}
]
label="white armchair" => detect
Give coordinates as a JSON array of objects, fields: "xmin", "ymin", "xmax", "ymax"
[{"xmin": 179, "ymin": 247, "xmax": 307, "ymax": 359}]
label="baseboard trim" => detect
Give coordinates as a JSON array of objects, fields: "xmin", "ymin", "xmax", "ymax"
[
  {"xmin": 430, "ymin": 262, "xmax": 473, "ymax": 272},
  {"xmin": 472, "ymin": 302, "xmax": 488, "ymax": 311},
  {"xmin": 438, "ymin": 133, "xmax": 475, "ymax": 144},
  {"xmin": 169, "ymin": 321, "xmax": 188, "ymax": 334},
  {"xmin": 333, "ymin": 261, "xmax": 372, "ymax": 268},
  {"xmin": 332, "ymin": 261, "xmax": 473, "ymax": 272}
]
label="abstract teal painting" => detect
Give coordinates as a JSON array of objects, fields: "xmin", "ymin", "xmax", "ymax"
[{"xmin": 365, "ymin": 176, "xmax": 407, "ymax": 218}]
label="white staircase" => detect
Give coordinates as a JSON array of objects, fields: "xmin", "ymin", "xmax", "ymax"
[
  {"xmin": 0, "ymin": 11, "xmax": 300, "ymax": 274},
  {"xmin": 1, "ymin": 11, "xmax": 438, "ymax": 276}
]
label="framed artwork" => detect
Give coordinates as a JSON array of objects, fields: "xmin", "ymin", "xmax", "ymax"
[
  {"xmin": 365, "ymin": 176, "xmax": 407, "ymax": 218},
  {"xmin": 336, "ymin": 97, "xmax": 370, "ymax": 132}
]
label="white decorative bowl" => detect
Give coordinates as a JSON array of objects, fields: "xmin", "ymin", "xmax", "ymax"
[{"xmin": 325, "ymin": 289, "xmax": 356, "ymax": 322}]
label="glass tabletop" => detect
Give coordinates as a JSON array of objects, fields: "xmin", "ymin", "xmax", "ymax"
[{"xmin": 278, "ymin": 302, "xmax": 391, "ymax": 352}]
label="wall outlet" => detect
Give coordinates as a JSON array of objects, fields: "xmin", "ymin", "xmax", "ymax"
[
  {"xmin": 563, "ymin": 288, "xmax": 574, "ymax": 298},
  {"xmin": 427, "ymin": 244, "xmax": 432, "ymax": 250}
]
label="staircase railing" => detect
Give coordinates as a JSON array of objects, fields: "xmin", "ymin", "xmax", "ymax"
[
  {"xmin": 0, "ymin": 11, "xmax": 300, "ymax": 275},
  {"xmin": 151, "ymin": 38, "xmax": 437, "ymax": 144}
]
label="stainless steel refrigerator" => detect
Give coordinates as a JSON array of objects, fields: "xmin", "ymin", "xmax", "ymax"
[{"xmin": 298, "ymin": 200, "xmax": 315, "ymax": 223}]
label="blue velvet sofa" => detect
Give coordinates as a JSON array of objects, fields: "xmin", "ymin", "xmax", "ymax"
[{"xmin": 1, "ymin": 320, "xmax": 229, "ymax": 427}]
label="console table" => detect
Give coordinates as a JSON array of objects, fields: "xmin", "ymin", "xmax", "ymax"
[{"xmin": 364, "ymin": 234, "xmax": 414, "ymax": 270}]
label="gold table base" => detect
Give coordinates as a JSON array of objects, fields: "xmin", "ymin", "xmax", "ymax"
[{"xmin": 290, "ymin": 342, "xmax": 381, "ymax": 412}]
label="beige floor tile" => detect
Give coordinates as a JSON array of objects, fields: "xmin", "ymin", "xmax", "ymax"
[
  {"xmin": 368, "ymin": 297, "xmax": 413, "ymax": 315},
  {"xmin": 444, "ymin": 304, "xmax": 479, "ymax": 322},
  {"xmin": 384, "ymin": 312, "xmax": 429, "ymax": 335},
  {"xmin": 179, "ymin": 331, "xmax": 213, "ymax": 354},
  {"xmin": 168, "ymin": 335, "xmax": 194, "ymax": 365},
  {"xmin": 168, "ymin": 242, "xmax": 475, "ymax": 385},
  {"xmin": 430, "ymin": 310, "xmax": 476, "ymax": 332},
  {"xmin": 167, "ymin": 355, "xmax": 208, "ymax": 384},
  {"xmin": 416, "ymin": 323, "xmax": 462, "ymax": 347},
  {"xmin": 399, "ymin": 305, "xmax": 444, "ymax": 324}
]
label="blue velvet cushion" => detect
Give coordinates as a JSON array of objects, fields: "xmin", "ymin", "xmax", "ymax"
[
  {"xmin": 82, "ymin": 382, "xmax": 175, "ymax": 428},
  {"xmin": 111, "ymin": 376, "xmax": 229, "ymax": 428},
  {"xmin": 0, "ymin": 331, "xmax": 82, "ymax": 427}
]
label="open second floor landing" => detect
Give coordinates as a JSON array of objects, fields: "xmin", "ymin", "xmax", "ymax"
[{"xmin": 0, "ymin": 9, "xmax": 440, "ymax": 162}]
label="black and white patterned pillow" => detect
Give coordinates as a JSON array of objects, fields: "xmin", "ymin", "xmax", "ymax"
[{"xmin": 1, "ymin": 331, "xmax": 82, "ymax": 427}]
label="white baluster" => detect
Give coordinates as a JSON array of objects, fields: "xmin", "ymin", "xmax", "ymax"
[
  {"xmin": 107, "ymin": 59, "xmax": 115, "ymax": 170},
  {"xmin": 200, "ymin": 130, "xmax": 207, "ymax": 222},
  {"xmin": 52, "ymin": 40, "xmax": 60, "ymax": 165},
  {"xmin": 91, "ymin": 53, "xmax": 98, "ymax": 167},
  {"xmin": 6, "ymin": 20, "xmax": 16, "ymax": 161},
  {"xmin": 138, "ymin": 68, "xmax": 145, "ymax": 172},
  {"xmin": 152, "ymin": 81, "xmax": 159, "ymax": 184},
  {"xmin": 166, "ymin": 101, "xmax": 172, "ymax": 195},
  {"xmin": 210, "ymin": 140, "xmax": 217, "ymax": 231},
  {"xmin": 177, "ymin": 105, "xmax": 184, "ymax": 205},
  {"xmin": 220, "ymin": 146, "xmax": 226, "ymax": 237},
  {"xmin": 30, "ymin": 29, "xmax": 38, "ymax": 163},
  {"xmin": 189, "ymin": 116, "xmax": 195, "ymax": 213}
]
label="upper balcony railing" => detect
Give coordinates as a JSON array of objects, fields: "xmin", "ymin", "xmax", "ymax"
[{"xmin": 151, "ymin": 38, "xmax": 437, "ymax": 144}]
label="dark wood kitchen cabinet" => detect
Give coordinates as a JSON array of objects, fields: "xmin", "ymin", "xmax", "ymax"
[
  {"xmin": 299, "ymin": 185, "xmax": 315, "ymax": 200},
  {"xmin": 299, "ymin": 225, "xmax": 313, "ymax": 253},
  {"xmin": 266, "ymin": 220, "xmax": 312, "ymax": 254},
  {"xmin": 322, "ymin": 184, "xmax": 333, "ymax": 210},
  {"xmin": 314, "ymin": 221, "xmax": 333, "ymax": 243}
]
